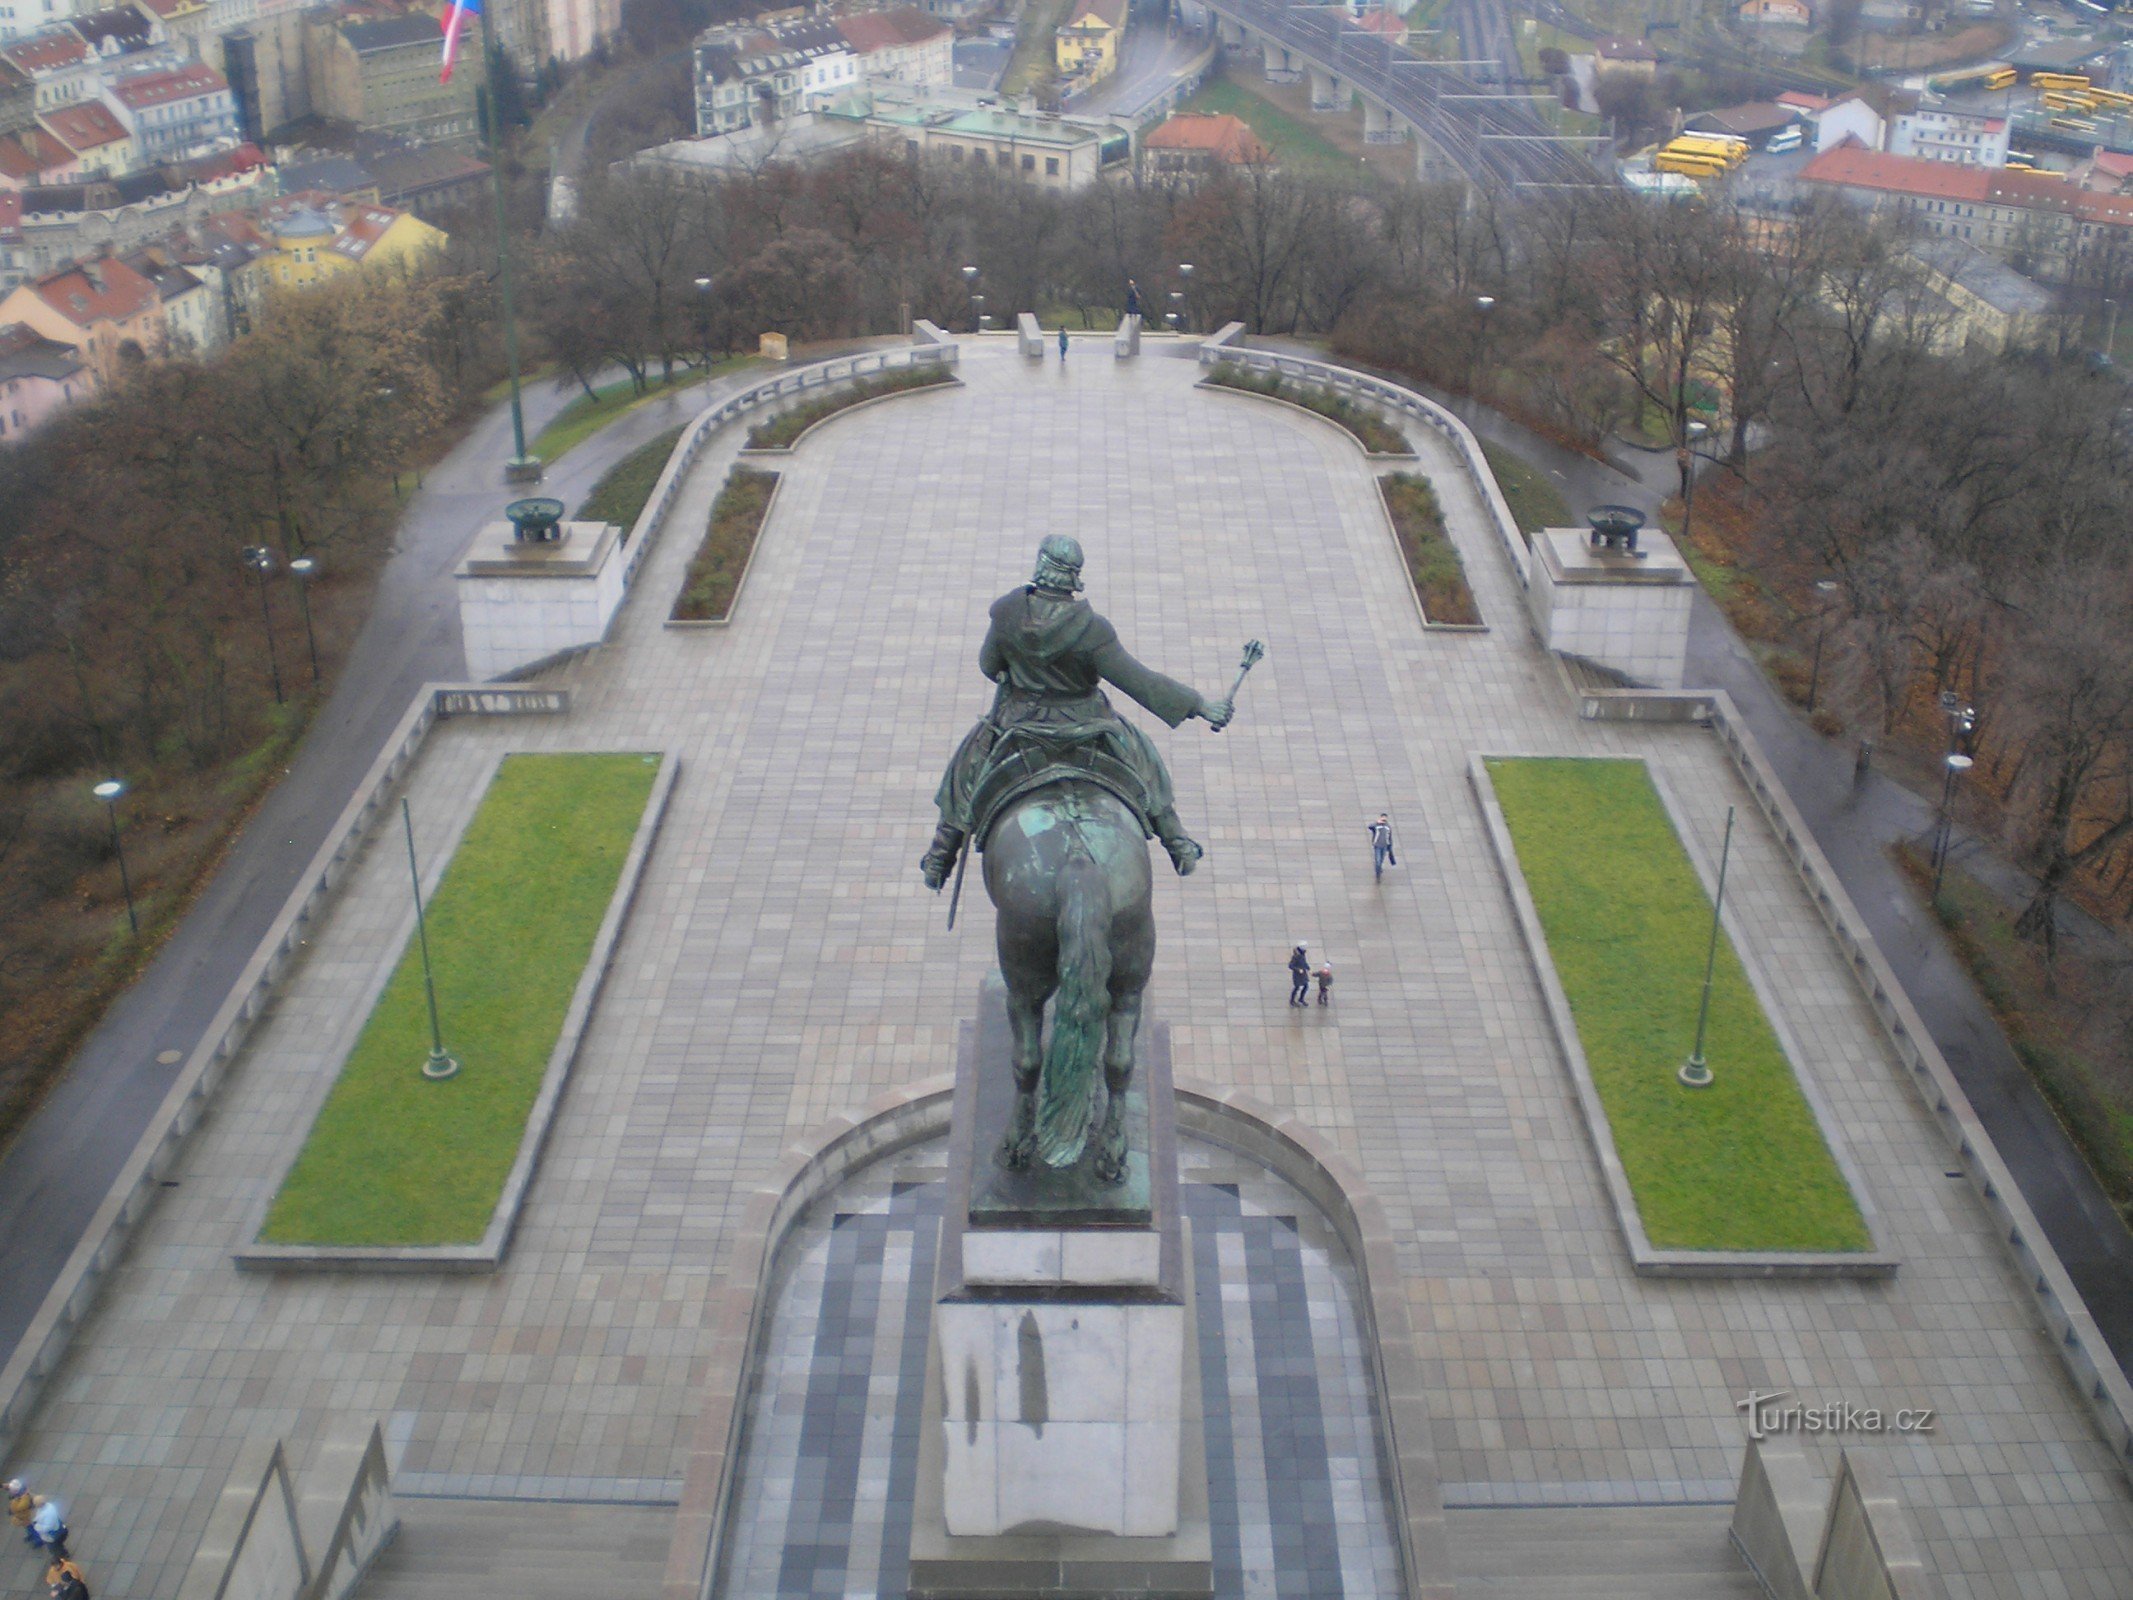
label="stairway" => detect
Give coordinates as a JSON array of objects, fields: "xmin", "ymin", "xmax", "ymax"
[
  {"xmin": 356, "ymin": 1497, "xmax": 673, "ymax": 1600},
  {"xmin": 1447, "ymin": 1504, "xmax": 1764, "ymax": 1597}
]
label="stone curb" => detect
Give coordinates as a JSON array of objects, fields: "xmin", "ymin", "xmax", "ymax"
[
  {"xmin": 230, "ymin": 749, "xmax": 680, "ymax": 1273},
  {"xmin": 663, "ymin": 472, "xmax": 784, "ymax": 631},
  {"xmin": 0, "ymin": 684, "xmax": 568, "ymax": 1467},
  {"xmin": 1466, "ymin": 750, "xmax": 1900, "ymax": 1279},
  {"xmin": 1194, "ymin": 376, "xmax": 1421, "ymax": 464},
  {"xmin": 1369, "ymin": 469, "xmax": 1490, "ymax": 635},
  {"xmin": 736, "ymin": 372, "xmax": 964, "ymax": 459},
  {"xmin": 655, "ymin": 1071, "xmax": 1458, "ymax": 1600}
]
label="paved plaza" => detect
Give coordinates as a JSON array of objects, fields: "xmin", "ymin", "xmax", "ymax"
[{"xmin": 4, "ymin": 341, "xmax": 2132, "ymax": 1599}]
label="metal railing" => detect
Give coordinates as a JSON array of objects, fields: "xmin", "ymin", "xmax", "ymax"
[{"xmin": 1200, "ymin": 340, "xmax": 1531, "ymax": 586}]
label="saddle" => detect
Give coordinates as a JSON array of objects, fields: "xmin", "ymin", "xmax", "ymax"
[{"xmin": 968, "ymin": 737, "xmax": 1152, "ymax": 852}]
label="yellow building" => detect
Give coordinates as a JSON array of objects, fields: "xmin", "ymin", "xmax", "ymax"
[
  {"xmin": 257, "ymin": 192, "xmax": 448, "ymax": 291},
  {"xmin": 1055, "ymin": 0, "xmax": 1125, "ymax": 84}
]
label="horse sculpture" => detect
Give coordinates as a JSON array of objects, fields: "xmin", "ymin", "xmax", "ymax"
[{"xmin": 981, "ymin": 779, "xmax": 1156, "ymax": 1183}]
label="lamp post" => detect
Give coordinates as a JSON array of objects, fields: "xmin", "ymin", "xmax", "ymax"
[
  {"xmin": 694, "ymin": 276, "xmax": 713, "ymax": 374},
  {"xmin": 402, "ymin": 799, "xmax": 459, "ymax": 1081},
  {"xmin": 1470, "ymin": 293, "xmax": 1496, "ymax": 395},
  {"xmin": 476, "ymin": 0, "xmax": 538, "ymax": 482},
  {"xmin": 1679, "ymin": 805, "xmax": 1735, "ymax": 1089},
  {"xmin": 962, "ymin": 265, "xmax": 979, "ymax": 333},
  {"xmin": 1931, "ymin": 753, "xmax": 1975, "ymax": 901},
  {"xmin": 93, "ymin": 779, "xmax": 137, "ymax": 936},
  {"xmin": 1176, "ymin": 262, "xmax": 1193, "ymax": 334},
  {"xmin": 1806, "ymin": 577, "xmax": 1840, "ymax": 715},
  {"xmin": 1677, "ymin": 419, "xmax": 1715, "ymax": 551},
  {"xmin": 240, "ymin": 545, "xmax": 285, "ymax": 706},
  {"xmin": 288, "ymin": 555, "xmax": 321, "ymax": 688}
]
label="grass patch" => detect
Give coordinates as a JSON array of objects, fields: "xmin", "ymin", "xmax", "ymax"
[
  {"xmin": 746, "ymin": 366, "xmax": 952, "ymax": 450},
  {"xmin": 672, "ymin": 468, "xmax": 778, "ymax": 622},
  {"xmin": 1177, "ymin": 79, "xmax": 1367, "ymax": 183},
  {"xmin": 262, "ymin": 753, "xmax": 660, "ymax": 1246},
  {"xmin": 1487, "ymin": 757, "xmax": 1870, "ymax": 1252},
  {"xmin": 1896, "ymin": 844, "xmax": 2133, "ymax": 1219},
  {"xmin": 575, "ymin": 424, "xmax": 685, "ymax": 531},
  {"xmin": 1003, "ymin": 0, "xmax": 1072, "ymax": 96},
  {"xmin": 1379, "ymin": 473, "xmax": 1480, "ymax": 626},
  {"xmin": 1479, "ymin": 440, "xmax": 1571, "ymax": 536},
  {"xmin": 529, "ymin": 363, "xmax": 742, "ymax": 465},
  {"xmin": 1205, "ymin": 366, "xmax": 1409, "ymax": 455}
]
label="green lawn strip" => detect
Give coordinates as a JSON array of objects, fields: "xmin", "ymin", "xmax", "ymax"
[
  {"xmin": 672, "ymin": 468, "xmax": 778, "ymax": 621},
  {"xmin": 1205, "ymin": 366, "xmax": 1408, "ymax": 454},
  {"xmin": 1004, "ymin": 0, "xmax": 1072, "ymax": 95},
  {"xmin": 531, "ymin": 371, "xmax": 700, "ymax": 464},
  {"xmin": 1379, "ymin": 473, "xmax": 1480, "ymax": 625},
  {"xmin": 261, "ymin": 753, "xmax": 661, "ymax": 1246},
  {"xmin": 1177, "ymin": 80, "xmax": 1365, "ymax": 182},
  {"xmin": 746, "ymin": 366, "xmax": 952, "ymax": 450},
  {"xmin": 575, "ymin": 424, "xmax": 686, "ymax": 530},
  {"xmin": 1486, "ymin": 757, "xmax": 1870, "ymax": 1252},
  {"xmin": 1478, "ymin": 440, "xmax": 1571, "ymax": 536}
]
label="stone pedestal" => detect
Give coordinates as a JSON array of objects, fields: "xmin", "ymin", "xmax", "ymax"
[
  {"xmin": 1114, "ymin": 314, "xmax": 1141, "ymax": 358},
  {"xmin": 1528, "ymin": 525, "xmax": 1696, "ymax": 688},
  {"xmin": 908, "ymin": 978, "xmax": 1212, "ymax": 1598},
  {"xmin": 454, "ymin": 519, "xmax": 626, "ymax": 682}
]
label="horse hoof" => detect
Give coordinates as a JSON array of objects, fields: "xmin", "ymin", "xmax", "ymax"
[{"xmin": 996, "ymin": 1135, "xmax": 1034, "ymax": 1172}]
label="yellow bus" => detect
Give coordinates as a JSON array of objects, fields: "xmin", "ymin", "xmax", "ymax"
[
  {"xmin": 1984, "ymin": 67, "xmax": 2017, "ymax": 90},
  {"xmin": 2042, "ymin": 91, "xmax": 2094, "ymax": 110},
  {"xmin": 2050, "ymin": 117, "xmax": 2101, "ymax": 135},
  {"xmin": 1665, "ymin": 136, "xmax": 1748, "ymax": 168},
  {"xmin": 2002, "ymin": 151, "xmax": 2035, "ymax": 169},
  {"xmin": 2031, "ymin": 71, "xmax": 2092, "ymax": 91},
  {"xmin": 2089, "ymin": 87, "xmax": 2133, "ymax": 109},
  {"xmin": 1654, "ymin": 150, "xmax": 1732, "ymax": 179}
]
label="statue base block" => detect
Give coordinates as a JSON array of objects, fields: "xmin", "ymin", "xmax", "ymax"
[{"xmin": 908, "ymin": 977, "xmax": 1212, "ymax": 1597}]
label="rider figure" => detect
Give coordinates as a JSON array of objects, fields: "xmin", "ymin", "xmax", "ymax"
[{"xmin": 921, "ymin": 536, "xmax": 1232, "ymax": 888}]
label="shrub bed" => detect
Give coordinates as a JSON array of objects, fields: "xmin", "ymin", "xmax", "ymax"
[
  {"xmin": 1379, "ymin": 473, "xmax": 1480, "ymax": 626},
  {"xmin": 1204, "ymin": 366, "xmax": 1410, "ymax": 455},
  {"xmin": 577, "ymin": 423, "xmax": 684, "ymax": 531},
  {"xmin": 746, "ymin": 366, "xmax": 952, "ymax": 450},
  {"xmin": 672, "ymin": 468, "xmax": 779, "ymax": 622}
]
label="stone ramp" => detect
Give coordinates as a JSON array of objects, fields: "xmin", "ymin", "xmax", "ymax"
[
  {"xmin": 1447, "ymin": 1504, "xmax": 1760, "ymax": 1597},
  {"xmin": 356, "ymin": 1498, "xmax": 673, "ymax": 1600}
]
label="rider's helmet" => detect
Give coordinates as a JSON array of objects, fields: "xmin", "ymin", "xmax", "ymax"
[{"xmin": 1030, "ymin": 536, "xmax": 1085, "ymax": 594}]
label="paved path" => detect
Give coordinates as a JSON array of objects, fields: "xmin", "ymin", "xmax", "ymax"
[
  {"xmin": 1071, "ymin": 17, "xmax": 1210, "ymax": 118},
  {"xmin": 4, "ymin": 347, "xmax": 2130, "ymax": 1599},
  {"xmin": 0, "ymin": 369, "xmax": 757, "ymax": 1374}
]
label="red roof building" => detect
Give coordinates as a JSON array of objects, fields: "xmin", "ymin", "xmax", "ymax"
[
  {"xmin": 0, "ymin": 253, "xmax": 165, "ymax": 382},
  {"xmin": 1145, "ymin": 112, "xmax": 1274, "ymax": 174},
  {"xmin": 38, "ymin": 101, "xmax": 130, "ymax": 172},
  {"xmin": 1800, "ymin": 143, "xmax": 2133, "ymax": 266}
]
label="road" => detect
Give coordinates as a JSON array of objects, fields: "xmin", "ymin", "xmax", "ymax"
[
  {"xmin": 0, "ymin": 370, "xmax": 756, "ymax": 1371},
  {"xmin": 1201, "ymin": 0, "xmax": 1599, "ymax": 189},
  {"xmin": 1070, "ymin": 16, "xmax": 1211, "ymax": 118}
]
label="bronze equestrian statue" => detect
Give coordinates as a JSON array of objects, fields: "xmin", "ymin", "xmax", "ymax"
[{"xmin": 921, "ymin": 537, "xmax": 1256, "ymax": 1182}]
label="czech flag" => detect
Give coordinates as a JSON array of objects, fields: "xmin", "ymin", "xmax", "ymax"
[{"xmin": 439, "ymin": 0, "xmax": 477, "ymax": 84}]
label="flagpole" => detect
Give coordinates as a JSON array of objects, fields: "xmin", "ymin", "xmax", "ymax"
[{"xmin": 473, "ymin": 0, "xmax": 539, "ymax": 482}]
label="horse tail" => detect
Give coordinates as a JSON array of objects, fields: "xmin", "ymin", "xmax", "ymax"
[{"xmin": 1035, "ymin": 849, "xmax": 1112, "ymax": 1169}]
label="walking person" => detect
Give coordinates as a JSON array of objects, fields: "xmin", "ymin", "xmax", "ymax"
[
  {"xmin": 1058, "ymin": 326, "xmax": 1070, "ymax": 361},
  {"xmin": 1315, "ymin": 959, "xmax": 1333, "ymax": 1006},
  {"xmin": 1125, "ymin": 278, "xmax": 1142, "ymax": 321},
  {"xmin": 27, "ymin": 1498, "xmax": 66, "ymax": 1560},
  {"xmin": 8, "ymin": 1480, "xmax": 37, "ymax": 1548},
  {"xmin": 1367, "ymin": 813, "xmax": 1397, "ymax": 881},
  {"xmin": 44, "ymin": 1553, "xmax": 88, "ymax": 1600},
  {"xmin": 1287, "ymin": 943, "xmax": 1311, "ymax": 1006}
]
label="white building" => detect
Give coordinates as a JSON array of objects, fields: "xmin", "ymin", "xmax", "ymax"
[
  {"xmin": 1890, "ymin": 101, "xmax": 2009, "ymax": 167},
  {"xmin": 833, "ymin": 7, "xmax": 953, "ymax": 89},
  {"xmin": 693, "ymin": 18, "xmax": 852, "ymax": 139},
  {"xmin": 107, "ymin": 59, "xmax": 235, "ymax": 160}
]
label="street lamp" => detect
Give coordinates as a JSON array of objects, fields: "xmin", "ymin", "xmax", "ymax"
[
  {"xmin": 93, "ymin": 778, "xmax": 137, "ymax": 936},
  {"xmin": 1471, "ymin": 293, "xmax": 1497, "ymax": 394},
  {"xmin": 962, "ymin": 265, "xmax": 980, "ymax": 334},
  {"xmin": 1677, "ymin": 419, "xmax": 1716, "ymax": 551},
  {"xmin": 240, "ymin": 545, "xmax": 285, "ymax": 707},
  {"xmin": 1931, "ymin": 752, "xmax": 1975, "ymax": 901},
  {"xmin": 1806, "ymin": 578, "xmax": 1840, "ymax": 715},
  {"xmin": 1177, "ymin": 263, "xmax": 1194, "ymax": 334},
  {"xmin": 288, "ymin": 556, "xmax": 320, "ymax": 688},
  {"xmin": 1679, "ymin": 805, "xmax": 1736, "ymax": 1089},
  {"xmin": 694, "ymin": 276, "xmax": 713, "ymax": 374},
  {"xmin": 402, "ymin": 799, "xmax": 459, "ymax": 1081}
]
